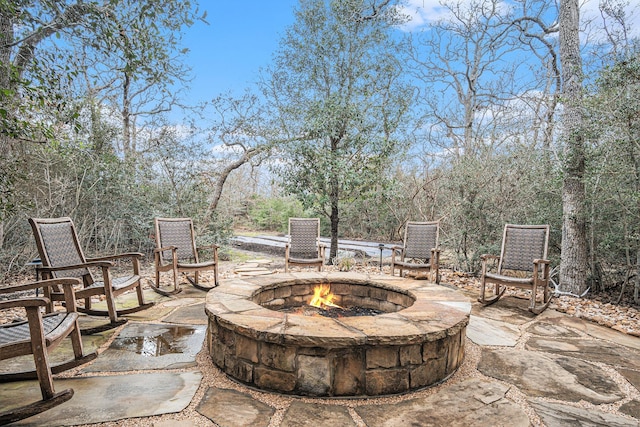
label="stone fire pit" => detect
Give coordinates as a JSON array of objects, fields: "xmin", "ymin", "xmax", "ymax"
[{"xmin": 205, "ymin": 272, "xmax": 470, "ymax": 397}]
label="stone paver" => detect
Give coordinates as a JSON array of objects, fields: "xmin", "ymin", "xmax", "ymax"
[
  {"xmin": 466, "ymin": 314, "xmax": 520, "ymax": 346},
  {"xmin": 355, "ymin": 378, "xmax": 530, "ymax": 427},
  {"xmin": 529, "ymin": 399, "xmax": 640, "ymax": 427},
  {"xmin": 470, "ymin": 295, "xmax": 536, "ymax": 325},
  {"xmin": 620, "ymin": 368, "xmax": 640, "ymax": 391},
  {"xmin": 526, "ymin": 337, "xmax": 640, "ymax": 370},
  {"xmin": 620, "ymin": 400, "xmax": 640, "ymax": 420},
  {"xmin": 541, "ymin": 310, "xmax": 640, "ymax": 351},
  {"xmin": 526, "ymin": 321, "xmax": 581, "ymax": 338},
  {"xmin": 163, "ymin": 302, "xmax": 207, "ymax": 325},
  {"xmin": 82, "ymin": 322, "xmax": 205, "ymax": 372},
  {"xmin": 281, "ymin": 401, "xmax": 356, "ymax": 427},
  {"xmin": 4, "ymin": 371, "xmax": 201, "ymax": 426},
  {"xmin": 196, "ymin": 388, "xmax": 275, "ymax": 427},
  {"xmin": 2, "ymin": 268, "xmax": 640, "ymax": 426},
  {"xmin": 478, "ymin": 348, "xmax": 625, "ymax": 404},
  {"xmin": 0, "ymin": 328, "xmax": 111, "ymax": 375}
]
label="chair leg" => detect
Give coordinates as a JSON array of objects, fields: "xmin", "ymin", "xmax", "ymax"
[
  {"xmin": 150, "ymin": 271, "xmax": 182, "ymax": 296},
  {"xmin": 26, "ymin": 308, "xmax": 55, "ymax": 400},
  {"xmin": 135, "ymin": 280, "xmax": 145, "ymax": 305},
  {"xmin": 529, "ymin": 284, "xmax": 552, "ymax": 314},
  {"xmin": 478, "ymin": 280, "xmax": 505, "ymax": 306}
]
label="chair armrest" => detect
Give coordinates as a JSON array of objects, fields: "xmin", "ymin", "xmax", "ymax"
[
  {"xmin": 390, "ymin": 245, "xmax": 403, "ymax": 263},
  {"xmin": 318, "ymin": 244, "xmax": 326, "ymax": 259},
  {"xmin": 154, "ymin": 246, "xmax": 177, "ymax": 254},
  {"xmin": 88, "ymin": 252, "xmax": 144, "ymax": 262},
  {"xmin": 197, "ymin": 244, "xmax": 219, "ymax": 251},
  {"xmin": 533, "ymin": 259, "xmax": 550, "ymax": 265},
  {"xmin": 0, "ymin": 278, "xmax": 80, "ymax": 311},
  {"xmin": 37, "ymin": 261, "xmax": 113, "ymax": 274},
  {"xmin": 0, "ymin": 297, "xmax": 50, "ymax": 310},
  {"xmin": 0, "ymin": 278, "xmax": 82, "ymax": 295}
]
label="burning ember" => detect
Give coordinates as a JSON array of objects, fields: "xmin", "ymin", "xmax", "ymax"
[{"xmin": 309, "ymin": 284, "xmax": 342, "ymax": 309}]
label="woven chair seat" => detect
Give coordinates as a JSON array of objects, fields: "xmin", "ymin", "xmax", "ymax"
[
  {"xmin": 0, "ymin": 312, "xmax": 79, "ymax": 348},
  {"xmin": 392, "ymin": 260, "xmax": 432, "ymax": 269},
  {"xmin": 287, "ymin": 256, "xmax": 324, "ymax": 264},
  {"xmin": 101, "ymin": 275, "xmax": 141, "ymax": 291},
  {"xmin": 177, "ymin": 260, "xmax": 217, "ymax": 269},
  {"xmin": 483, "ymin": 272, "xmax": 533, "ymax": 285}
]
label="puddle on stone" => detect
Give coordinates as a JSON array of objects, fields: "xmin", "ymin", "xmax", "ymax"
[{"xmin": 111, "ymin": 326, "xmax": 202, "ymax": 357}]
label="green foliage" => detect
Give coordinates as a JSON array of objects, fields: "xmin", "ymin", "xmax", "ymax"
[
  {"xmin": 264, "ymin": 0, "xmax": 412, "ymax": 257},
  {"xmin": 582, "ymin": 50, "xmax": 640, "ymax": 293},
  {"xmin": 247, "ymin": 196, "xmax": 308, "ymax": 233}
]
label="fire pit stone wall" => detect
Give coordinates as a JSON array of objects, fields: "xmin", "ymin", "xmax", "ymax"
[{"xmin": 205, "ymin": 272, "xmax": 471, "ymax": 397}]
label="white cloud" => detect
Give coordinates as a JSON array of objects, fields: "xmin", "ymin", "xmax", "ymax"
[
  {"xmin": 396, "ymin": 0, "xmax": 452, "ymax": 31},
  {"xmin": 398, "ymin": 0, "xmax": 639, "ymax": 39}
]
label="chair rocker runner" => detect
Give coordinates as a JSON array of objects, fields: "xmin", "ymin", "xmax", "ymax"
[
  {"xmin": 478, "ymin": 224, "xmax": 552, "ymax": 314},
  {"xmin": 285, "ymin": 218, "xmax": 326, "ymax": 272},
  {"xmin": 152, "ymin": 217, "xmax": 219, "ymax": 296},
  {"xmin": 29, "ymin": 217, "xmax": 153, "ymax": 332},
  {"xmin": 391, "ymin": 221, "xmax": 441, "ymax": 283},
  {"xmin": 0, "ymin": 278, "xmax": 97, "ymax": 425}
]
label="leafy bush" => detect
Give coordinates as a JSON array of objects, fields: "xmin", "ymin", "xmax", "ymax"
[{"xmin": 247, "ymin": 196, "xmax": 309, "ymax": 233}]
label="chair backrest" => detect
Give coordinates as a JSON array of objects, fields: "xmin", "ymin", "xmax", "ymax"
[
  {"xmin": 499, "ymin": 224, "xmax": 549, "ymax": 273},
  {"xmin": 29, "ymin": 217, "xmax": 90, "ymax": 279},
  {"xmin": 288, "ymin": 218, "xmax": 320, "ymax": 259},
  {"xmin": 403, "ymin": 221, "xmax": 439, "ymax": 260},
  {"xmin": 155, "ymin": 217, "xmax": 198, "ymax": 262}
]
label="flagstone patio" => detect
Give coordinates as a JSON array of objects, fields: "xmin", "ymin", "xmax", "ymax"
[{"xmin": 0, "ymin": 261, "xmax": 639, "ymax": 426}]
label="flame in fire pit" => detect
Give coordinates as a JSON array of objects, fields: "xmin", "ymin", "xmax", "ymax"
[{"xmin": 309, "ymin": 284, "xmax": 342, "ymax": 309}]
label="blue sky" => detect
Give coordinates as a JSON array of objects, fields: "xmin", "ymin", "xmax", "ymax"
[
  {"xmin": 181, "ymin": 1, "xmax": 299, "ymax": 104},
  {"xmin": 176, "ymin": 0, "xmax": 639, "ymax": 114}
]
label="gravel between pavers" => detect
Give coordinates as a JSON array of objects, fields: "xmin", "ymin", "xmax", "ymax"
[{"xmin": 2, "ymin": 258, "xmax": 639, "ymax": 426}]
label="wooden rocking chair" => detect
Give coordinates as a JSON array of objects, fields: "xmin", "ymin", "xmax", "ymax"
[
  {"xmin": 391, "ymin": 221, "xmax": 440, "ymax": 283},
  {"xmin": 478, "ymin": 224, "xmax": 552, "ymax": 314},
  {"xmin": 152, "ymin": 217, "xmax": 219, "ymax": 296},
  {"xmin": 0, "ymin": 278, "xmax": 97, "ymax": 425},
  {"xmin": 29, "ymin": 217, "xmax": 153, "ymax": 331},
  {"xmin": 285, "ymin": 218, "xmax": 326, "ymax": 272}
]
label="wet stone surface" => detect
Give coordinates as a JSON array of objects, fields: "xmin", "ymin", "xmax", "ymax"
[
  {"xmin": 4, "ymin": 371, "xmax": 202, "ymax": 426},
  {"xmin": 0, "ymin": 329, "xmax": 111, "ymax": 375},
  {"xmin": 82, "ymin": 322, "xmax": 206, "ymax": 372},
  {"xmin": 2, "ymin": 267, "xmax": 639, "ymax": 426},
  {"xmin": 162, "ymin": 302, "xmax": 207, "ymax": 325}
]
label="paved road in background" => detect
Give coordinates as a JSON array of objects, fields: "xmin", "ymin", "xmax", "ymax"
[{"xmin": 231, "ymin": 235, "xmax": 395, "ymax": 259}]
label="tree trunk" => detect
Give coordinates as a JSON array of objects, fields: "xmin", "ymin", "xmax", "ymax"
[
  {"xmin": 329, "ymin": 178, "xmax": 339, "ymax": 262},
  {"xmin": 559, "ymin": 0, "xmax": 588, "ymax": 295}
]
